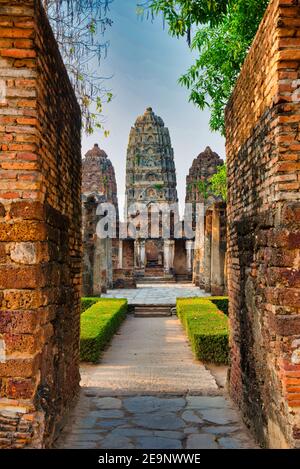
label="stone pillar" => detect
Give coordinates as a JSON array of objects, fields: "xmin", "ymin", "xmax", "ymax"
[
  {"xmin": 202, "ymin": 210, "xmax": 212, "ymax": 292},
  {"xmin": 164, "ymin": 240, "xmax": 175, "ymax": 275},
  {"xmin": 134, "ymin": 239, "xmax": 146, "ymax": 275},
  {"xmin": 185, "ymin": 240, "xmax": 194, "ymax": 274},
  {"xmin": 118, "ymin": 240, "xmax": 123, "ymax": 269},
  {"xmin": 140, "ymin": 240, "xmax": 146, "ymax": 269},
  {"xmin": 134, "ymin": 239, "xmax": 141, "ymax": 268},
  {"xmin": 193, "ymin": 204, "xmax": 205, "ymax": 287},
  {"xmin": 211, "ymin": 205, "xmax": 225, "ymax": 295},
  {"xmin": 93, "ymin": 234, "xmax": 103, "ymax": 296}
]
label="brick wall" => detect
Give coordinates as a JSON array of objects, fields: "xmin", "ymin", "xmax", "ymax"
[
  {"xmin": 0, "ymin": 0, "xmax": 82, "ymax": 448},
  {"xmin": 226, "ymin": 0, "xmax": 300, "ymax": 448}
]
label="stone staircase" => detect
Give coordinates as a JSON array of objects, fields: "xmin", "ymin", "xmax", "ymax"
[
  {"xmin": 136, "ymin": 276, "xmax": 176, "ymax": 285},
  {"xmin": 134, "ymin": 304, "xmax": 174, "ymax": 317}
]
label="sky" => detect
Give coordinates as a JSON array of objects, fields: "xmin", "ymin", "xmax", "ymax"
[{"xmin": 82, "ymin": 0, "xmax": 225, "ymax": 218}]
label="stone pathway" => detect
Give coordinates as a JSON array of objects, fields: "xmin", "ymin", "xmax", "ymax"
[
  {"xmin": 101, "ymin": 283, "xmax": 210, "ymax": 305},
  {"xmin": 80, "ymin": 316, "xmax": 218, "ymax": 394},
  {"xmin": 56, "ymin": 314, "xmax": 257, "ymax": 449},
  {"xmin": 56, "ymin": 394, "xmax": 256, "ymax": 449}
]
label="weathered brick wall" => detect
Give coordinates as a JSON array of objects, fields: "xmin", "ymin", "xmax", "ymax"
[
  {"xmin": 226, "ymin": 0, "xmax": 300, "ymax": 448},
  {"xmin": 0, "ymin": 0, "xmax": 81, "ymax": 448}
]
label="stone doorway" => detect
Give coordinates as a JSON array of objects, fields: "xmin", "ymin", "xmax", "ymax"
[{"xmin": 145, "ymin": 240, "xmax": 163, "ymax": 268}]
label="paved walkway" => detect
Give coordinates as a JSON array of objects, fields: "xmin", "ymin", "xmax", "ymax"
[
  {"xmin": 56, "ymin": 315, "xmax": 257, "ymax": 449},
  {"xmin": 80, "ymin": 316, "xmax": 218, "ymax": 394},
  {"xmin": 102, "ymin": 283, "xmax": 210, "ymax": 305},
  {"xmin": 56, "ymin": 394, "xmax": 256, "ymax": 449}
]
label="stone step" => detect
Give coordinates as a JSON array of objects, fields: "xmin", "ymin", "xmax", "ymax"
[
  {"xmin": 134, "ymin": 304, "xmax": 174, "ymax": 317},
  {"xmin": 136, "ymin": 276, "xmax": 176, "ymax": 284}
]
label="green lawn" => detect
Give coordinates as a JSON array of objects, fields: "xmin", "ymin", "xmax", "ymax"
[
  {"xmin": 80, "ymin": 298, "xmax": 128, "ymax": 363},
  {"xmin": 176, "ymin": 297, "xmax": 229, "ymax": 365}
]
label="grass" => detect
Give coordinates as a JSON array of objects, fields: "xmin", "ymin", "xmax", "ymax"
[
  {"xmin": 177, "ymin": 297, "xmax": 229, "ymax": 365},
  {"xmin": 80, "ymin": 298, "xmax": 127, "ymax": 363}
]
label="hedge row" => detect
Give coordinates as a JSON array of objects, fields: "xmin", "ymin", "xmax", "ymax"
[
  {"xmin": 80, "ymin": 298, "xmax": 128, "ymax": 363},
  {"xmin": 81, "ymin": 297, "xmax": 101, "ymax": 314},
  {"xmin": 177, "ymin": 297, "xmax": 229, "ymax": 365}
]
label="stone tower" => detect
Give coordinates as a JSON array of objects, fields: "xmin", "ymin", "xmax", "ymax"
[
  {"xmin": 82, "ymin": 143, "xmax": 118, "ymax": 212},
  {"xmin": 121, "ymin": 108, "xmax": 181, "ymax": 280},
  {"xmin": 81, "ymin": 144, "xmax": 119, "ymax": 296},
  {"xmin": 125, "ymin": 107, "xmax": 178, "ymax": 211},
  {"xmin": 185, "ymin": 146, "xmax": 223, "ymax": 205}
]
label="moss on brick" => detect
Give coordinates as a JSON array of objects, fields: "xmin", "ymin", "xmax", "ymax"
[
  {"xmin": 80, "ymin": 298, "xmax": 127, "ymax": 363},
  {"xmin": 177, "ymin": 297, "xmax": 229, "ymax": 365}
]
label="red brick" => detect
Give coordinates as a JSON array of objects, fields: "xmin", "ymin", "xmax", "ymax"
[
  {"xmin": 9, "ymin": 200, "xmax": 44, "ymax": 220},
  {"xmin": 0, "ymin": 49, "xmax": 36, "ymax": 59},
  {"xmin": 6, "ymin": 378, "xmax": 36, "ymax": 399},
  {"xmin": 0, "ymin": 28, "xmax": 34, "ymax": 38},
  {"xmin": 0, "ymin": 265, "xmax": 46, "ymax": 289}
]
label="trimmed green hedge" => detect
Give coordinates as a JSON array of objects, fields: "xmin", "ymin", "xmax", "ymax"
[
  {"xmin": 81, "ymin": 297, "xmax": 101, "ymax": 314},
  {"xmin": 80, "ymin": 298, "xmax": 127, "ymax": 363},
  {"xmin": 177, "ymin": 297, "xmax": 229, "ymax": 365}
]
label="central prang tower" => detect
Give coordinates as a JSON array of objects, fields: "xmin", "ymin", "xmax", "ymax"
[
  {"xmin": 123, "ymin": 107, "xmax": 180, "ymax": 280},
  {"xmin": 125, "ymin": 107, "xmax": 178, "ymax": 211}
]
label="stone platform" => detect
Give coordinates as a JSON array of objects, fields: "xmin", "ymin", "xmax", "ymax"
[{"xmin": 102, "ymin": 283, "xmax": 210, "ymax": 305}]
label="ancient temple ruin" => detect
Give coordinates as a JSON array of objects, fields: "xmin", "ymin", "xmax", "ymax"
[
  {"xmin": 117, "ymin": 107, "xmax": 192, "ymax": 283},
  {"xmin": 82, "ymin": 144, "xmax": 119, "ymax": 295},
  {"xmin": 186, "ymin": 147, "xmax": 227, "ymax": 295},
  {"xmin": 81, "ymin": 113, "xmax": 227, "ymax": 290}
]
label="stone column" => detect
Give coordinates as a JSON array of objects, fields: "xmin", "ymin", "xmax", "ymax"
[
  {"xmin": 134, "ymin": 239, "xmax": 140, "ymax": 269},
  {"xmin": 164, "ymin": 240, "xmax": 175, "ymax": 275},
  {"xmin": 194, "ymin": 203, "xmax": 206, "ymax": 288},
  {"xmin": 203, "ymin": 210, "xmax": 212, "ymax": 292},
  {"xmin": 211, "ymin": 205, "xmax": 225, "ymax": 295},
  {"xmin": 93, "ymin": 235, "xmax": 103, "ymax": 296},
  {"xmin": 185, "ymin": 240, "xmax": 194, "ymax": 274},
  {"xmin": 140, "ymin": 240, "xmax": 146, "ymax": 269},
  {"xmin": 118, "ymin": 239, "xmax": 123, "ymax": 269},
  {"xmin": 134, "ymin": 239, "xmax": 146, "ymax": 276}
]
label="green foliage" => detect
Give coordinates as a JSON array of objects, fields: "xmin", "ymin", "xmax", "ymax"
[
  {"xmin": 81, "ymin": 297, "xmax": 101, "ymax": 314},
  {"xmin": 208, "ymin": 296, "xmax": 229, "ymax": 316},
  {"xmin": 210, "ymin": 164, "xmax": 227, "ymax": 201},
  {"xmin": 154, "ymin": 183, "xmax": 164, "ymax": 190},
  {"xmin": 177, "ymin": 297, "xmax": 229, "ymax": 364},
  {"xmin": 140, "ymin": 1, "xmax": 228, "ymax": 35},
  {"xmin": 43, "ymin": 0, "xmax": 114, "ymax": 135},
  {"xmin": 144, "ymin": 0, "xmax": 269, "ymax": 134},
  {"xmin": 179, "ymin": 0, "xmax": 269, "ymax": 133},
  {"xmin": 196, "ymin": 179, "xmax": 211, "ymax": 201},
  {"xmin": 80, "ymin": 299, "xmax": 127, "ymax": 363}
]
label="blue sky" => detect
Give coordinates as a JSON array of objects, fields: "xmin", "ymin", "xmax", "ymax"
[{"xmin": 82, "ymin": 0, "xmax": 225, "ymax": 217}]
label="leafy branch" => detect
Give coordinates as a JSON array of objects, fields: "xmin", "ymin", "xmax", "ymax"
[{"xmin": 43, "ymin": 0, "xmax": 114, "ymax": 134}]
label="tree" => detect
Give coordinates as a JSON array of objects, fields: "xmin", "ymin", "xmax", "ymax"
[
  {"xmin": 43, "ymin": 0, "xmax": 114, "ymax": 134},
  {"xmin": 210, "ymin": 164, "xmax": 227, "ymax": 201},
  {"xmin": 140, "ymin": 0, "xmax": 269, "ymax": 134},
  {"xmin": 138, "ymin": 0, "xmax": 229, "ymax": 38}
]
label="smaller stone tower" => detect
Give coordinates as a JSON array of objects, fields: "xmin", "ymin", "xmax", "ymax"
[
  {"xmin": 81, "ymin": 144, "xmax": 119, "ymax": 296},
  {"xmin": 185, "ymin": 146, "xmax": 224, "ymax": 205},
  {"xmin": 82, "ymin": 143, "xmax": 118, "ymax": 213}
]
